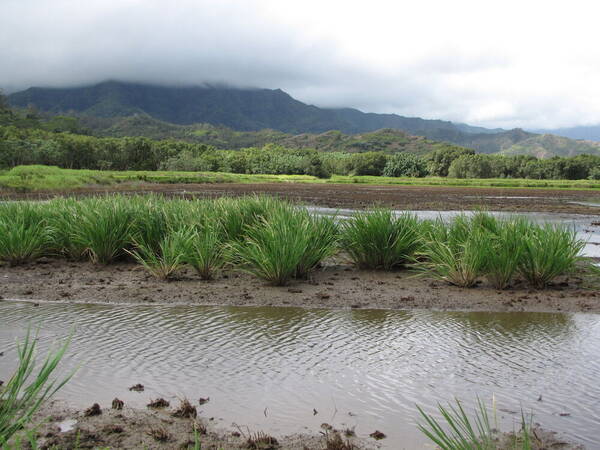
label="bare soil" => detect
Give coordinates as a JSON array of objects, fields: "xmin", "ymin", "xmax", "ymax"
[
  {"xmin": 1, "ymin": 259, "xmax": 599, "ymax": 314},
  {"xmin": 5, "ymin": 182, "xmax": 600, "ymax": 214}
]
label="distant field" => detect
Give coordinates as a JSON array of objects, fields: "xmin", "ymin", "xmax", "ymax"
[{"xmin": 1, "ymin": 165, "xmax": 600, "ymax": 192}]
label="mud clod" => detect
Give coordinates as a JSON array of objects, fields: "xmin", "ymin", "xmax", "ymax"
[
  {"xmin": 111, "ymin": 398, "xmax": 124, "ymax": 410},
  {"xmin": 198, "ymin": 397, "xmax": 210, "ymax": 405},
  {"xmin": 147, "ymin": 425, "xmax": 171, "ymax": 442},
  {"xmin": 83, "ymin": 403, "xmax": 102, "ymax": 417},
  {"xmin": 129, "ymin": 383, "xmax": 144, "ymax": 392},
  {"xmin": 147, "ymin": 398, "xmax": 170, "ymax": 408},
  {"xmin": 246, "ymin": 431, "xmax": 279, "ymax": 449},
  {"xmin": 369, "ymin": 430, "xmax": 386, "ymax": 440},
  {"xmin": 172, "ymin": 399, "xmax": 197, "ymax": 419}
]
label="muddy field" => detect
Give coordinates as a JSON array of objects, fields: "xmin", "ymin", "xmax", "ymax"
[
  {"xmin": 1, "ymin": 259, "xmax": 598, "ymax": 314},
  {"xmin": 5, "ymin": 182, "xmax": 600, "ymax": 214}
]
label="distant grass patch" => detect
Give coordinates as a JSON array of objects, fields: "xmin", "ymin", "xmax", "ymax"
[{"xmin": 1, "ymin": 165, "xmax": 600, "ymax": 193}]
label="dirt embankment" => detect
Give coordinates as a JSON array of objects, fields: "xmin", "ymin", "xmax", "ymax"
[
  {"xmin": 4, "ymin": 182, "xmax": 600, "ymax": 214},
  {"xmin": 2, "ymin": 259, "xmax": 599, "ymax": 314}
]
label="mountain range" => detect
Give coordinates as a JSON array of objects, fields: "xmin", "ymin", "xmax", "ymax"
[{"xmin": 7, "ymin": 81, "xmax": 600, "ymax": 157}]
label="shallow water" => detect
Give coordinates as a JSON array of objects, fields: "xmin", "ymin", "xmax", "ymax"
[
  {"xmin": 309, "ymin": 207, "xmax": 600, "ymax": 259},
  {"xmin": 1, "ymin": 302, "xmax": 600, "ymax": 448}
]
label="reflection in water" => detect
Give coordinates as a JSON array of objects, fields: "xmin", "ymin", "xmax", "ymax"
[{"xmin": 0, "ymin": 302, "xmax": 598, "ymax": 449}]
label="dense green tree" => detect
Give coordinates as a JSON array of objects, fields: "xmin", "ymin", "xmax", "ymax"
[
  {"xmin": 346, "ymin": 152, "xmax": 388, "ymax": 176},
  {"xmin": 427, "ymin": 147, "xmax": 475, "ymax": 176},
  {"xmin": 383, "ymin": 153, "xmax": 428, "ymax": 177}
]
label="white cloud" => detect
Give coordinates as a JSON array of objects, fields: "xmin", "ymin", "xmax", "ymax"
[{"xmin": 1, "ymin": 0, "xmax": 600, "ymax": 128}]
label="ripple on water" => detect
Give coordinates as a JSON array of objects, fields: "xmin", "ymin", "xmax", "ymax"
[{"xmin": 1, "ymin": 302, "xmax": 599, "ymax": 448}]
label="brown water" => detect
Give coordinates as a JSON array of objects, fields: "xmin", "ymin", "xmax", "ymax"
[{"xmin": 1, "ymin": 302, "xmax": 599, "ymax": 449}]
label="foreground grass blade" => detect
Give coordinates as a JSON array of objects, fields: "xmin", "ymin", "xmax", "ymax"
[{"xmin": 0, "ymin": 329, "xmax": 72, "ymax": 446}]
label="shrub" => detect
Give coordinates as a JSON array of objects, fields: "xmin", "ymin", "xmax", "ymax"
[{"xmin": 341, "ymin": 210, "xmax": 421, "ymax": 270}]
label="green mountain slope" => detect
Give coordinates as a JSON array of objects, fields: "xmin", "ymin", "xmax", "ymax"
[
  {"xmin": 500, "ymin": 134, "xmax": 600, "ymax": 157},
  {"xmin": 8, "ymin": 81, "xmax": 599, "ymax": 157}
]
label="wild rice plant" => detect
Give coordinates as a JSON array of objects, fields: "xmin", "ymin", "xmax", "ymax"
[
  {"xmin": 0, "ymin": 330, "xmax": 71, "ymax": 446},
  {"xmin": 417, "ymin": 398, "xmax": 495, "ymax": 450},
  {"xmin": 70, "ymin": 197, "xmax": 135, "ymax": 264},
  {"xmin": 217, "ymin": 196, "xmax": 286, "ymax": 242},
  {"xmin": 416, "ymin": 217, "xmax": 487, "ymax": 287},
  {"xmin": 184, "ymin": 224, "xmax": 228, "ymax": 280},
  {"xmin": 341, "ymin": 210, "xmax": 421, "ymax": 270},
  {"xmin": 232, "ymin": 208, "xmax": 325, "ymax": 285},
  {"xmin": 128, "ymin": 227, "xmax": 194, "ymax": 280},
  {"xmin": 518, "ymin": 223, "xmax": 585, "ymax": 289}
]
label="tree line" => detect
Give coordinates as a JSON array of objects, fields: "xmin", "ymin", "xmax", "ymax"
[{"xmin": 1, "ymin": 93, "xmax": 599, "ymax": 180}]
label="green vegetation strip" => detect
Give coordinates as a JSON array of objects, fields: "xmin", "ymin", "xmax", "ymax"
[
  {"xmin": 2, "ymin": 165, "xmax": 600, "ymax": 193},
  {"xmin": 0, "ymin": 195, "xmax": 593, "ymax": 288}
]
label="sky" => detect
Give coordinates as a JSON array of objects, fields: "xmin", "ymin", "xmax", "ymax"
[{"xmin": 1, "ymin": 0, "xmax": 600, "ymax": 129}]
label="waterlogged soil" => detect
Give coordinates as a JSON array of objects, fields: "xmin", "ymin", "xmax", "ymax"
[
  {"xmin": 29, "ymin": 402, "xmax": 580, "ymax": 450},
  {"xmin": 32, "ymin": 401, "xmax": 374, "ymax": 450},
  {"xmin": 1, "ymin": 259, "xmax": 599, "ymax": 314},
  {"xmin": 4, "ymin": 182, "xmax": 600, "ymax": 214}
]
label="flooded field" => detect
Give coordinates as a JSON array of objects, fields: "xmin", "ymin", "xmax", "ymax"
[{"xmin": 1, "ymin": 302, "xmax": 599, "ymax": 448}]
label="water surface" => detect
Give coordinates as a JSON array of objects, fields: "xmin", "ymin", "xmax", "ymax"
[{"xmin": 1, "ymin": 302, "xmax": 599, "ymax": 449}]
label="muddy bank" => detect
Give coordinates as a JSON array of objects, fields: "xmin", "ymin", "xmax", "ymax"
[
  {"xmin": 1, "ymin": 259, "xmax": 599, "ymax": 314},
  {"xmin": 32, "ymin": 400, "xmax": 375, "ymax": 449},
  {"xmin": 4, "ymin": 182, "xmax": 600, "ymax": 214},
  {"xmin": 27, "ymin": 400, "xmax": 583, "ymax": 450}
]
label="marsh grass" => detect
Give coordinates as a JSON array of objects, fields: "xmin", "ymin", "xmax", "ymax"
[
  {"xmin": 184, "ymin": 224, "xmax": 228, "ymax": 280},
  {"xmin": 518, "ymin": 223, "xmax": 586, "ymax": 289},
  {"xmin": 416, "ymin": 217, "xmax": 488, "ymax": 287},
  {"xmin": 0, "ymin": 330, "xmax": 71, "ymax": 446},
  {"xmin": 0, "ymin": 202, "xmax": 49, "ymax": 265},
  {"xmin": 232, "ymin": 207, "xmax": 335, "ymax": 285},
  {"xmin": 480, "ymin": 219, "xmax": 526, "ymax": 290},
  {"xmin": 70, "ymin": 198, "xmax": 135, "ymax": 264},
  {"xmin": 128, "ymin": 227, "xmax": 194, "ymax": 280},
  {"xmin": 417, "ymin": 398, "xmax": 534, "ymax": 450},
  {"xmin": 341, "ymin": 210, "xmax": 421, "ymax": 270}
]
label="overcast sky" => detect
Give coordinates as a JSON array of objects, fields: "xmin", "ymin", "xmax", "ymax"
[{"xmin": 2, "ymin": 0, "xmax": 599, "ymax": 129}]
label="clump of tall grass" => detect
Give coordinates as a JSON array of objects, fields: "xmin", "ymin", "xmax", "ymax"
[
  {"xmin": 128, "ymin": 227, "xmax": 195, "ymax": 280},
  {"xmin": 341, "ymin": 210, "xmax": 421, "ymax": 270},
  {"xmin": 70, "ymin": 197, "xmax": 135, "ymax": 264},
  {"xmin": 416, "ymin": 216, "xmax": 488, "ymax": 287},
  {"xmin": 0, "ymin": 330, "xmax": 71, "ymax": 446},
  {"xmin": 417, "ymin": 397, "xmax": 533, "ymax": 450},
  {"xmin": 518, "ymin": 223, "xmax": 586, "ymax": 289},
  {"xmin": 184, "ymin": 224, "xmax": 228, "ymax": 280},
  {"xmin": 480, "ymin": 219, "xmax": 526, "ymax": 290},
  {"xmin": 0, "ymin": 202, "xmax": 50, "ymax": 265},
  {"xmin": 233, "ymin": 207, "xmax": 338, "ymax": 285}
]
